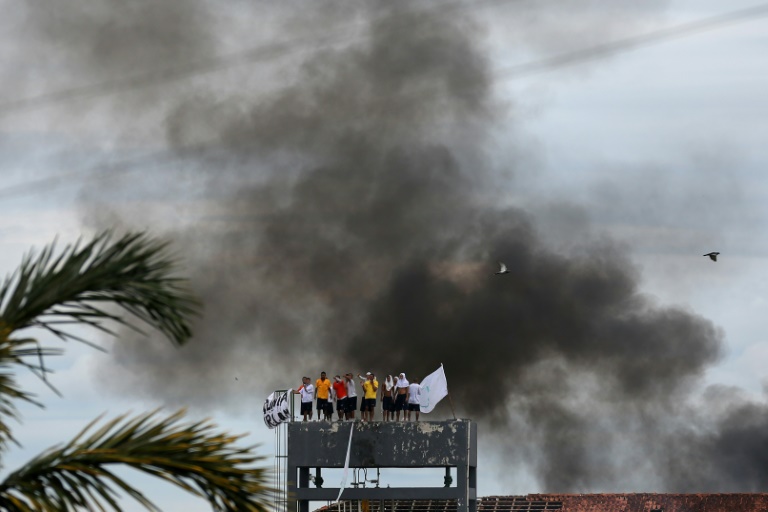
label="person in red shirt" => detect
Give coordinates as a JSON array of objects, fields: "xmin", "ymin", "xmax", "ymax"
[{"xmin": 332, "ymin": 375, "xmax": 348, "ymax": 421}]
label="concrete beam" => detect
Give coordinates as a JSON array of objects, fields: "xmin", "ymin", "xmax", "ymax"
[{"xmin": 295, "ymin": 487, "xmax": 476, "ymax": 501}]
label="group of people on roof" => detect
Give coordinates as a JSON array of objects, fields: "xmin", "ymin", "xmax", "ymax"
[{"xmin": 294, "ymin": 371, "xmax": 422, "ymax": 423}]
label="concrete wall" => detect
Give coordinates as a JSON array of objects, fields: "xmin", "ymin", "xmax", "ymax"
[{"xmin": 288, "ymin": 420, "xmax": 477, "ymax": 468}]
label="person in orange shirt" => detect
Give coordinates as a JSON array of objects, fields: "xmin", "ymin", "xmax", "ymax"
[
  {"xmin": 332, "ymin": 375, "xmax": 348, "ymax": 421},
  {"xmin": 315, "ymin": 371, "xmax": 332, "ymax": 421}
]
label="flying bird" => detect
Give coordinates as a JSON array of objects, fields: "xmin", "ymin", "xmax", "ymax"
[
  {"xmin": 703, "ymin": 252, "xmax": 720, "ymax": 262},
  {"xmin": 496, "ymin": 262, "xmax": 510, "ymax": 275}
]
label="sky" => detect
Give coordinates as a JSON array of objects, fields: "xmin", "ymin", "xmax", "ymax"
[{"xmin": 2, "ymin": 0, "xmax": 768, "ymax": 510}]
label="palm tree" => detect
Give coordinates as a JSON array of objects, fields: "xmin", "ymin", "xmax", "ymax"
[{"xmin": 0, "ymin": 231, "xmax": 272, "ymax": 511}]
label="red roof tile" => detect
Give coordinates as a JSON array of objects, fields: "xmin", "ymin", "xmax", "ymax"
[{"xmin": 315, "ymin": 494, "xmax": 768, "ymax": 512}]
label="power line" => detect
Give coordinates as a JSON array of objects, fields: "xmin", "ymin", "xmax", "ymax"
[
  {"xmin": 1, "ymin": 2, "xmax": 766, "ymax": 117},
  {"xmin": 496, "ymin": 2, "xmax": 768, "ymax": 79},
  {"xmin": 0, "ymin": 143, "xmax": 226, "ymax": 200},
  {"xmin": 1, "ymin": 3, "xmax": 767, "ymax": 200},
  {"xmin": 0, "ymin": 0, "xmax": 525, "ymax": 118},
  {"xmin": 1, "ymin": 2, "xmax": 765, "ymax": 117},
  {"xmin": 0, "ymin": 33, "xmax": 348, "ymax": 118}
]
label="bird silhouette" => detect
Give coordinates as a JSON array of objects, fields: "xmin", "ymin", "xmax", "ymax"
[
  {"xmin": 496, "ymin": 262, "xmax": 510, "ymax": 274},
  {"xmin": 703, "ymin": 252, "xmax": 720, "ymax": 262}
]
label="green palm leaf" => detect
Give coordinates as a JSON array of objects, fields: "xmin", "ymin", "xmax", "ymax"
[
  {"xmin": 0, "ymin": 231, "xmax": 201, "ymax": 454},
  {"xmin": 0, "ymin": 230, "xmax": 201, "ymax": 346},
  {"xmin": 0, "ymin": 231, "xmax": 275, "ymax": 511},
  {"xmin": 0, "ymin": 409, "xmax": 273, "ymax": 512}
]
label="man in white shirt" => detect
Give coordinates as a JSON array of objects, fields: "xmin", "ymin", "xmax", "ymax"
[
  {"xmin": 406, "ymin": 378, "xmax": 421, "ymax": 422},
  {"xmin": 344, "ymin": 373, "xmax": 357, "ymax": 421},
  {"xmin": 293, "ymin": 376, "xmax": 315, "ymax": 422}
]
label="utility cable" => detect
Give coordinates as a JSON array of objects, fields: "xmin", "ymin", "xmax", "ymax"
[{"xmin": 2, "ymin": 3, "xmax": 767, "ymax": 200}]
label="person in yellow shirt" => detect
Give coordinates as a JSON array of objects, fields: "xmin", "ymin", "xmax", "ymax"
[
  {"xmin": 360, "ymin": 372, "xmax": 378, "ymax": 422},
  {"xmin": 315, "ymin": 372, "xmax": 332, "ymax": 421}
]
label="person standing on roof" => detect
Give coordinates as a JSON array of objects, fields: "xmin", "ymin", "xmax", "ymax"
[
  {"xmin": 315, "ymin": 371, "xmax": 332, "ymax": 421},
  {"xmin": 344, "ymin": 373, "xmax": 358, "ymax": 421},
  {"xmin": 293, "ymin": 377, "xmax": 314, "ymax": 422},
  {"xmin": 332, "ymin": 375, "xmax": 348, "ymax": 421},
  {"xmin": 360, "ymin": 372, "xmax": 378, "ymax": 422},
  {"xmin": 406, "ymin": 378, "xmax": 422, "ymax": 422},
  {"xmin": 394, "ymin": 373, "xmax": 409, "ymax": 421},
  {"xmin": 381, "ymin": 375, "xmax": 395, "ymax": 422}
]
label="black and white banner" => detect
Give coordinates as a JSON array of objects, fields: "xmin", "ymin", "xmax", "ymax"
[{"xmin": 263, "ymin": 391, "xmax": 290, "ymax": 429}]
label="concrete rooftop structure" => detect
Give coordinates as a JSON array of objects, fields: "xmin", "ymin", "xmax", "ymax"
[{"xmin": 288, "ymin": 420, "xmax": 477, "ymax": 512}]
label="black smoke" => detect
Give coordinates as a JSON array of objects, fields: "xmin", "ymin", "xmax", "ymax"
[{"xmin": 11, "ymin": 0, "xmax": 768, "ymax": 494}]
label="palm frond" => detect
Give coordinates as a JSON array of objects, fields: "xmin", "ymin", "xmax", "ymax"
[
  {"xmin": 0, "ymin": 231, "xmax": 201, "ymax": 346},
  {"xmin": 0, "ymin": 337, "xmax": 58, "ymax": 456},
  {"xmin": 0, "ymin": 231, "xmax": 201, "ymax": 455},
  {"xmin": 0, "ymin": 409, "xmax": 273, "ymax": 512}
]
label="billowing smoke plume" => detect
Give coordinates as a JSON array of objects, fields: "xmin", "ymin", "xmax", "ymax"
[{"xmin": 12, "ymin": 0, "xmax": 768, "ymax": 494}]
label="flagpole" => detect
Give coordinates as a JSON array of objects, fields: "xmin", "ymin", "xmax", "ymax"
[
  {"xmin": 442, "ymin": 364, "xmax": 457, "ymax": 420},
  {"xmin": 447, "ymin": 393, "xmax": 457, "ymax": 420}
]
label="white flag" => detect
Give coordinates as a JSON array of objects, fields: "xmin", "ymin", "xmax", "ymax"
[
  {"xmin": 419, "ymin": 364, "xmax": 449, "ymax": 414},
  {"xmin": 336, "ymin": 424, "xmax": 354, "ymax": 502}
]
